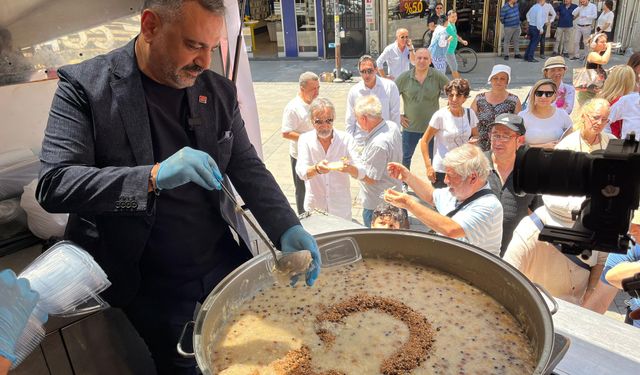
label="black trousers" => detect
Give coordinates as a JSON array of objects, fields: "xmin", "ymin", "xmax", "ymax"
[
  {"xmin": 290, "ymin": 156, "xmax": 306, "ymax": 214},
  {"xmin": 123, "ymin": 232, "xmax": 252, "ymax": 375}
]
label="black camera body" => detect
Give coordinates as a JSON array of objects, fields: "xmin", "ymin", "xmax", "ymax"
[{"xmin": 514, "ymin": 134, "xmax": 640, "ymax": 255}]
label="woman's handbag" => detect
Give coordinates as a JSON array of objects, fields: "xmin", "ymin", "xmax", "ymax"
[{"xmin": 573, "ymin": 59, "xmax": 607, "ymax": 92}]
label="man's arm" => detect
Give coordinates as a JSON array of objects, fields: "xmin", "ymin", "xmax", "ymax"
[
  {"xmin": 37, "ymin": 69, "xmax": 152, "ymax": 215},
  {"xmin": 581, "ymin": 278, "xmax": 619, "ymax": 314},
  {"xmin": 281, "ymin": 103, "xmax": 302, "ymax": 141},
  {"xmin": 389, "ymin": 84, "xmax": 402, "ymax": 127},
  {"xmin": 344, "ymin": 89, "xmax": 358, "ymax": 136},
  {"xmin": 376, "ymin": 46, "xmax": 389, "ymax": 77},
  {"xmin": 0, "ymin": 357, "xmax": 10, "ymax": 375}
]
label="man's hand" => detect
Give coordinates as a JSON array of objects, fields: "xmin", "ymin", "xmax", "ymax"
[
  {"xmin": 461, "ymin": 40, "xmax": 469, "ymax": 46},
  {"xmin": 0, "ymin": 270, "xmax": 40, "ymax": 364},
  {"xmin": 384, "ymin": 189, "xmax": 413, "ymax": 210},
  {"xmin": 155, "ymin": 147, "xmax": 222, "ymax": 191},
  {"xmin": 400, "ymin": 115, "xmax": 410, "ymax": 128},
  {"xmin": 387, "ymin": 162, "xmax": 411, "ymax": 182},
  {"xmin": 315, "ymin": 160, "xmax": 331, "ymax": 175},
  {"xmin": 280, "ymin": 225, "xmax": 321, "ymax": 286}
]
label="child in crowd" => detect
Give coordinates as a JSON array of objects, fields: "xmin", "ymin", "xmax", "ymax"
[{"xmin": 371, "ymin": 202, "xmax": 410, "ymax": 229}]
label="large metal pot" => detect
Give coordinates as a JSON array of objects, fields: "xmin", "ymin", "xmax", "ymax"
[{"xmin": 184, "ymin": 229, "xmax": 556, "ymax": 374}]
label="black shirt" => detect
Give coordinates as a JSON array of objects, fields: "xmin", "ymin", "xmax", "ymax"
[
  {"xmin": 140, "ymin": 72, "xmax": 228, "ymax": 280},
  {"xmin": 485, "ymin": 152, "xmax": 541, "ymax": 256}
]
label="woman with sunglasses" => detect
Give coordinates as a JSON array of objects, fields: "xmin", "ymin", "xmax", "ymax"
[
  {"xmin": 420, "ymin": 78, "xmax": 478, "ymax": 188},
  {"xmin": 518, "ymin": 79, "xmax": 572, "ymax": 149},
  {"xmin": 555, "ymin": 98, "xmax": 615, "ymax": 153}
]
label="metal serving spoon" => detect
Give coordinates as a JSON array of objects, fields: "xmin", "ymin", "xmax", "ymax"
[{"xmin": 214, "ymin": 176, "xmax": 313, "ymax": 281}]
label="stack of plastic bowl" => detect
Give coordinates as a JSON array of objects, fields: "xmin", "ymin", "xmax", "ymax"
[{"xmin": 12, "ymin": 241, "xmax": 111, "ymax": 368}]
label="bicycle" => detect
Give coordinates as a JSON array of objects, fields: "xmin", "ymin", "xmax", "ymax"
[{"xmin": 455, "ymin": 46, "xmax": 477, "ymax": 74}]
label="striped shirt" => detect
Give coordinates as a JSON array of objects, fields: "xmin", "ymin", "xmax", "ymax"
[
  {"xmin": 433, "ymin": 183, "xmax": 503, "ymax": 256},
  {"xmin": 500, "ymin": 3, "xmax": 520, "ymax": 27}
]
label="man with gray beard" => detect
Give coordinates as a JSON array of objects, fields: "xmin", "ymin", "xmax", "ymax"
[{"xmin": 295, "ymin": 97, "xmax": 361, "ymax": 220}]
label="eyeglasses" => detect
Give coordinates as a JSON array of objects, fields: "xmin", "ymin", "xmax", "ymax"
[
  {"xmin": 313, "ymin": 118, "xmax": 334, "ymax": 125},
  {"xmin": 359, "ymin": 68, "xmax": 375, "ymax": 75},
  {"xmin": 447, "ymin": 93, "xmax": 466, "ymax": 98},
  {"xmin": 490, "ymin": 133, "xmax": 516, "ymax": 142},
  {"xmin": 535, "ymin": 90, "xmax": 556, "ymax": 98},
  {"xmin": 585, "ymin": 114, "xmax": 608, "ymax": 124}
]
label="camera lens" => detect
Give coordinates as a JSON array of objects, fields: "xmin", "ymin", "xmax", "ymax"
[{"xmin": 514, "ymin": 147, "xmax": 592, "ymax": 196}]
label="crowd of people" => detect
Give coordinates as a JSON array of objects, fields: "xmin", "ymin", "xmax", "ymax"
[{"xmin": 280, "ymin": 6, "xmax": 640, "ymax": 335}]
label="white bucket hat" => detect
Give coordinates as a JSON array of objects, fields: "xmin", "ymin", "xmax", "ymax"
[{"xmin": 487, "ymin": 64, "xmax": 511, "ymax": 84}]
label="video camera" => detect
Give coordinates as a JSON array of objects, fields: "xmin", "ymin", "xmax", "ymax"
[{"xmin": 514, "ymin": 134, "xmax": 640, "ymax": 256}]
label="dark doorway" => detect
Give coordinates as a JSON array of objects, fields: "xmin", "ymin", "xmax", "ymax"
[{"xmin": 323, "ymin": 0, "xmax": 366, "ymax": 58}]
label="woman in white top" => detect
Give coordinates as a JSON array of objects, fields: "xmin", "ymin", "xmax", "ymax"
[
  {"xmin": 609, "ymin": 91, "xmax": 640, "ymax": 139},
  {"xmin": 556, "ymin": 98, "xmax": 615, "ymax": 152},
  {"xmin": 518, "ymin": 79, "xmax": 572, "ymax": 148},
  {"xmin": 596, "ymin": 0, "xmax": 615, "ymax": 42},
  {"xmin": 420, "ymin": 78, "xmax": 479, "ymax": 188}
]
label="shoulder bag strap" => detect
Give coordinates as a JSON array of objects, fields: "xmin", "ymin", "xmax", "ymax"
[{"xmin": 446, "ymin": 189, "xmax": 495, "ymax": 218}]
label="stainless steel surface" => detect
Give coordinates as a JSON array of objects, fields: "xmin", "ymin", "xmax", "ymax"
[
  {"xmin": 535, "ymin": 283, "xmax": 559, "ymax": 315},
  {"xmin": 191, "ymin": 229, "xmax": 556, "ymax": 375}
]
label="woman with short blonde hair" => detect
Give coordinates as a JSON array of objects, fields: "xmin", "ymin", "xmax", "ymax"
[{"xmin": 557, "ymin": 98, "xmax": 615, "ymax": 153}]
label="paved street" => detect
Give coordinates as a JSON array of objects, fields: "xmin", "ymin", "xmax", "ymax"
[{"xmin": 248, "ymin": 53, "xmax": 632, "ymax": 321}]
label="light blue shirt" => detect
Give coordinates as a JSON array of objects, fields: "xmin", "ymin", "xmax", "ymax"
[
  {"xmin": 356, "ymin": 120, "xmax": 402, "ymax": 210},
  {"xmin": 433, "ymin": 183, "xmax": 504, "ymax": 256},
  {"xmin": 376, "ymin": 42, "xmax": 412, "ymax": 79},
  {"xmin": 526, "ymin": 3, "xmax": 547, "ymax": 32}
]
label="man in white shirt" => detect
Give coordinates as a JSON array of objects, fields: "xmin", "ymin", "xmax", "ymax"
[
  {"xmin": 376, "ymin": 28, "xmax": 416, "ymax": 80},
  {"xmin": 571, "ymin": 0, "xmax": 598, "ymax": 60},
  {"xmin": 281, "ymin": 71, "xmax": 320, "ymax": 214},
  {"xmin": 385, "ymin": 144, "xmax": 503, "ymax": 256},
  {"xmin": 504, "ymin": 194, "xmax": 615, "ymax": 312},
  {"xmin": 539, "ymin": 0, "xmax": 556, "ymax": 59},
  {"xmin": 345, "ymin": 55, "xmax": 401, "ymax": 145},
  {"xmin": 525, "ymin": 0, "xmax": 547, "ymax": 63},
  {"xmin": 353, "ymin": 95, "xmax": 402, "ymax": 227},
  {"xmin": 295, "ymin": 97, "xmax": 361, "ymax": 220}
]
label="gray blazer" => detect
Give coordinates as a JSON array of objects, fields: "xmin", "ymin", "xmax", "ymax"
[{"xmin": 36, "ymin": 39, "xmax": 299, "ymax": 306}]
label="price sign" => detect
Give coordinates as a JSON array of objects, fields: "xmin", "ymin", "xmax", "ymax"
[{"xmin": 402, "ymin": 0, "xmax": 423, "ymax": 15}]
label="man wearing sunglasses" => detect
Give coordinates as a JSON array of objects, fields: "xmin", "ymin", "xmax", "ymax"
[
  {"xmin": 376, "ymin": 28, "xmax": 416, "ymax": 80},
  {"xmin": 345, "ymin": 55, "xmax": 401, "ymax": 146},
  {"xmin": 485, "ymin": 114, "xmax": 541, "ymax": 257}
]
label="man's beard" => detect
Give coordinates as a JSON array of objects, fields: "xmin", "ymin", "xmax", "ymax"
[
  {"xmin": 164, "ymin": 62, "xmax": 204, "ymax": 89},
  {"xmin": 317, "ymin": 129, "xmax": 333, "ymax": 139}
]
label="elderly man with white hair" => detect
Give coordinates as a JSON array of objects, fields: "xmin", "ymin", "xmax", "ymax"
[
  {"xmin": 354, "ymin": 95, "xmax": 402, "ymax": 227},
  {"xmin": 295, "ymin": 97, "xmax": 361, "ymax": 220},
  {"xmin": 282, "ymin": 71, "xmax": 320, "ymax": 214},
  {"xmin": 385, "ymin": 144, "xmax": 503, "ymax": 256}
]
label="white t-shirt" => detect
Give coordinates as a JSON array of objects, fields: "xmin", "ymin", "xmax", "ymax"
[
  {"xmin": 281, "ymin": 95, "xmax": 313, "ymax": 158},
  {"xmin": 608, "ymin": 92, "xmax": 640, "ymax": 138},
  {"xmin": 295, "ymin": 130, "xmax": 359, "ymax": 220},
  {"xmin": 597, "ymin": 11, "xmax": 614, "ymax": 32},
  {"xmin": 555, "ymin": 130, "xmax": 615, "ymax": 153},
  {"xmin": 518, "ymin": 109, "xmax": 572, "ymax": 146},
  {"xmin": 429, "ymin": 107, "xmax": 478, "ymax": 173},
  {"xmin": 432, "ymin": 183, "xmax": 503, "ymax": 256}
]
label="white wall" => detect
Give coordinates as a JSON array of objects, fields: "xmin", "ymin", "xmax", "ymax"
[{"xmin": 0, "ymin": 78, "xmax": 58, "ymax": 153}]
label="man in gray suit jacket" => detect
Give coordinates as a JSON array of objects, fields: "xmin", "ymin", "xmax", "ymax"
[{"xmin": 36, "ymin": 1, "xmax": 320, "ymax": 373}]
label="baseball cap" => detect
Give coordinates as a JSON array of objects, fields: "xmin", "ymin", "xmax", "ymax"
[
  {"xmin": 487, "ymin": 64, "xmax": 511, "ymax": 84},
  {"xmin": 542, "ymin": 56, "xmax": 567, "ymax": 71},
  {"xmin": 490, "ymin": 113, "xmax": 526, "ymax": 135}
]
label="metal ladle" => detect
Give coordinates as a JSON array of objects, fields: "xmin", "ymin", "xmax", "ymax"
[{"xmin": 215, "ymin": 176, "xmax": 313, "ymax": 281}]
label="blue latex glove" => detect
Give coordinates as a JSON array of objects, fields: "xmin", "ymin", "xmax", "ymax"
[
  {"xmin": 280, "ymin": 225, "xmax": 321, "ymax": 286},
  {"xmin": 0, "ymin": 270, "xmax": 40, "ymax": 364},
  {"xmin": 156, "ymin": 147, "xmax": 222, "ymax": 191}
]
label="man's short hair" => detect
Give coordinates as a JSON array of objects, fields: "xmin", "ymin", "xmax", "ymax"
[
  {"xmin": 358, "ymin": 55, "xmax": 377, "ymax": 70},
  {"xmin": 372, "ymin": 202, "xmax": 410, "ymax": 229},
  {"xmin": 142, "ymin": 0, "xmax": 225, "ymax": 20},
  {"xmin": 443, "ymin": 144, "xmax": 491, "ymax": 181},
  {"xmin": 354, "ymin": 95, "xmax": 382, "ymax": 119},
  {"xmin": 447, "ymin": 10, "xmax": 457, "ymax": 17},
  {"xmin": 299, "ymin": 71, "xmax": 319, "ymax": 88},
  {"xmin": 309, "ymin": 97, "xmax": 336, "ymax": 120}
]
